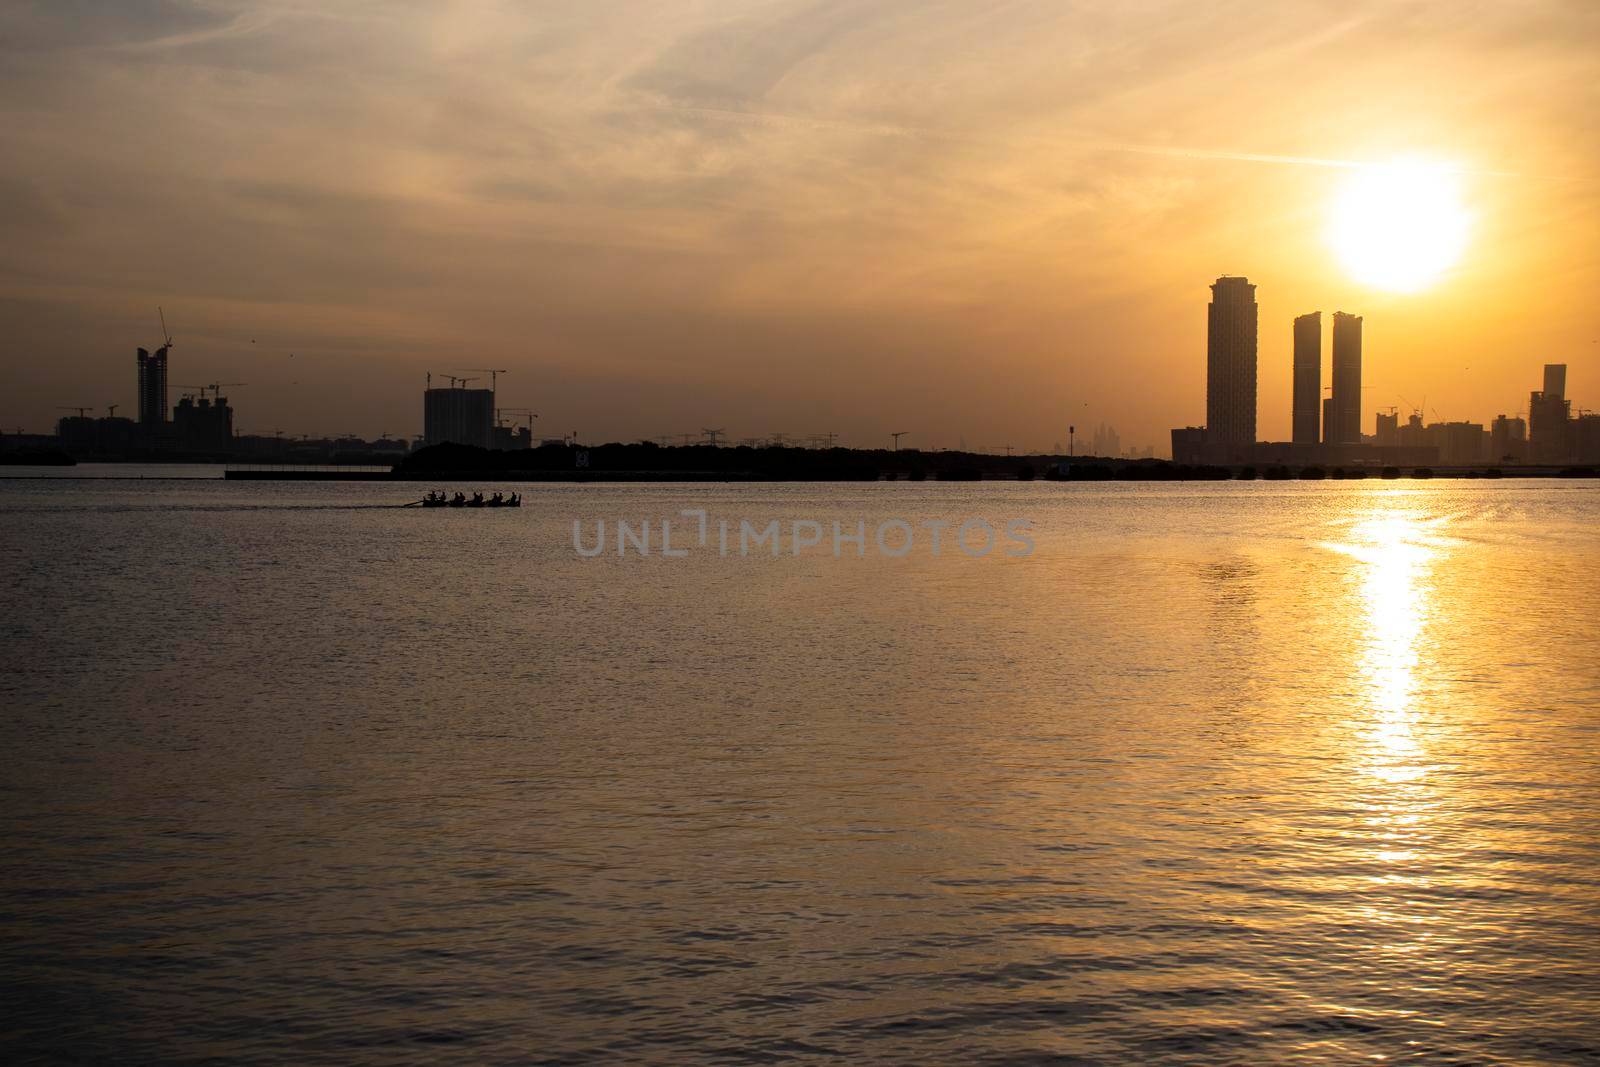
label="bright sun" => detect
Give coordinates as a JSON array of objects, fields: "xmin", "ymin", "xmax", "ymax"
[{"xmin": 1327, "ymin": 159, "xmax": 1471, "ymax": 293}]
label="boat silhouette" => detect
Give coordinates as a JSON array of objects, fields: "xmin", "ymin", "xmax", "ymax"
[{"xmin": 419, "ymin": 491, "xmax": 520, "ymax": 508}]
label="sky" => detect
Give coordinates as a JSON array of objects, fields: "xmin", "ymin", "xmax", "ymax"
[{"xmin": 2, "ymin": 0, "xmax": 1597, "ymax": 451}]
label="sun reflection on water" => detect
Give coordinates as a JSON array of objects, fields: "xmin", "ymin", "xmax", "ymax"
[{"xmin": 1326, "ymin": 508, "xmax": 1447, "ymax": 785}]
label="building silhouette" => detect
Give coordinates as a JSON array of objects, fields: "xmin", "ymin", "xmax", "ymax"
[
  {"xmin": 1490, "ymin": 415, "xmax": 1527, "ymax": 463},
  {"xmin": 1169, "ymin": 426, "xmax": 1205, "ymax": 463},
  {"xmin": 136, "ymin": 345, "xmax": 169, "ymax": 427},
  {"xmin": 1375, "ymin": 409, "xmax": 1399, "ymax": 447},
  {"xmin": 1329, "ymin": 312, "xmax": 1362, "ymax": 445},
  {"xmin": 1430, "ymin": 421, "xmax": 1488, "ymax": 465},
  {"xmin": 1206, "ymin": 276, "xmax": 1257, "ymax": 448},
  {"xmin": 1577, "ymin": 413, "xmax": 1600, "ymax": 463},
  {"xmin": 424, "ymin": 384, "xmax": 495, "ymax": 448},
  {"xmin": 1529, "ymin": 363, "xmax": 1572, "ymax": 463},
  {"xmin": 1090, "ymin": 422, "xmax": 1121, "ymax": 458},
  {"xmin": 173, "ymin": 393, "xmax": 234, "ymax": 452},
  {"xmin": 1292, "ymin": 312, "xmax": 1321, "ymax": 445}
]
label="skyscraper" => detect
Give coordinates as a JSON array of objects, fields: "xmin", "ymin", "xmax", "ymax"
[
  {"xmin": 1544, "ymin": 363, "xmax": 1567, "ymax": 399},
  {"xmin": 1529, "ymin": 363, "xmax": 1572, "ymax": 463},
  {"xmin": 1206, "ymin": 276, "xmax": 1257, "ymax": 448},
  {"xmin": 136, "ymin": 345, "xmax": 169, "ymax": 427},
  {"xmin": 1329, "ymin": 312, "xmax": 1362, "ymax": 444},
  {"xmin": 1292, "ymin": 312, "xmax": 1321, "ymax": 445},
  {"xmin": 424, "ymin": 384, "xmax": 495, "ymax": 448}
]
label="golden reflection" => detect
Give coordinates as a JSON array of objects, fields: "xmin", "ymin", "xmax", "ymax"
[{"xmin": 1325, "ymin": 506, "xmax": 1447, "ymax": 785}]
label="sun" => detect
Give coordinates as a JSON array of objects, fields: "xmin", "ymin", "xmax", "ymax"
[{"xmin": 1327, "ymin": 159, "xmax": 1471, "ymax": 293}]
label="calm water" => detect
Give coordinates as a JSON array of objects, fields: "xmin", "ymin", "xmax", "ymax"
[{"xmin": 2, "ymin": 477, "xmax": 1599, "ymax": 1064}]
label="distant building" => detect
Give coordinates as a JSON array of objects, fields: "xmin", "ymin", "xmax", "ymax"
[
  {"xmin": 1374, "ymin": 410, "xmax": 1398, "ymax": 447},
  {"xmin": 1397, "ymin": 412, "xmax": 1428, "ymax": 449},
  {"xmin": 57, "ymin": 414, "xmax": 141, "ymax": 458},
  {"xmin": 1090, "ymin": 422, "xmax": 1121, "ymax": 459},
  {"xmin": 136, "ymin": 345, "xmax": 169, "ymax": 427},
  {"xmin": 1576, "ymin": 414, "xmax": 1600, "ymax": 464},
  {"xmin": 1170, "ymin": 426, "xmax": 1206, "ymax": 465},
  {"xmin": 1206, "ymin": 276, "xmax": 1257, "ymax": 450},
  {"xmin": 492, "ymin": 422, "xmax": 533, "ymax": 450},
  {"xmin": 1529, "ymin": 362, "xmax": 1573, "ymax": 463},
  {"xmin": 1329, "ymin": 312, "xmax": 1362, "ymax": 445},
  {"xmin": 1490, "ymin": 415, "xmax": 1527, "ymax": 463},
  {"xmin": 173, "ymin": 394, "xmax": 234, "ymax": 452},
  {"xmin": 1292, "ymin": 312, "xmax": 1320, "ymax": 445},
  {"xmin": 1427, "ymin": 421, "xmax": 1487, "ymax": 465},
  {"xmin": 424, "ymin": 386, "xmax": 494, "ymax": 448}
]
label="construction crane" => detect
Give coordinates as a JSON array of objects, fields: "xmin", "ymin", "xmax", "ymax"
[
  {"xmin": 467, "ymin": 369, "xmax": 509, "ymax": 393},
  {"xmin": 702, "ymin": 427, "xmax": 726, "ymax": 446},
  {"xmin": 442, "ymin": 375, "xmax": 479, "ymax": 389},
  {"xmin": 891, "ymin": 430, "xmax": 909, "ymax": 451},
  {"xmin": 205, "ymin": 382, "xmax": 246, "ymax": 399},
  {"xmin": 57, "ymin": 406, "xmax": 94, "ymax": 418},
  {"xmin": 106, "ymin": 404, "xmax": 118, "ymax": 418},
  {"xmin": 157, "ymin": 306, "xmax": 173, "ymax": 351}
]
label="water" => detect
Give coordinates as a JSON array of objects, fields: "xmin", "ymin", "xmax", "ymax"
[{"xmin": 2, "ymin": 477, "xmax": 1598, "ymax": 1063}]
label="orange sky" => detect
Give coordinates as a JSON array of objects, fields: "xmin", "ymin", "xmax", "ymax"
[{"xmin": 2, "ymin": 1, "xmax": 1596, "ymax": 451}]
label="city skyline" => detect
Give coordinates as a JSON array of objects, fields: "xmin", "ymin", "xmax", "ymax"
[{"xmin": 1, "ymin": 2, "xmax": 1596, "ymax": 447}]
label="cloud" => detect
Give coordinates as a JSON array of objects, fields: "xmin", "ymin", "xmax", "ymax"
[{"xmin": 1, "ymin": 0, "xmax": 1596, "ymax": 445}]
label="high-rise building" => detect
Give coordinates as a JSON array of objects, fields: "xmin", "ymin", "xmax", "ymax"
[
  {"xmin": 1428, "ymin": 421, "xmax": 1488, "ymax": 465},
  {"xmin": 173, "ymin": 394, "xmax": 234, "ymax": 452},
  {"xmin": 1329, "ymin": 312, "xmax": 1362, "ymax": 445},
  {"xmin": 1529, "ymin": 362, "xmax": 1572, "ymax": 463},
  {"xmin": 1398, "ymin": 412, "xmax": 1427, "ymax": 449},
  {"xmin": 1292, "ymin": 312, "xmax": 1321, "ymax": 445},
  {"xmin": 1206, "ymin": 276, "xmax": 1257, "ymax": 448},
  {"xmin": 1375, "ymin": 410, "xmax": 1399, "ymax": 447},
  {"xmin": 424, "ymin": 386, "xmax": 495, "ymax": 448},
  {"xmin": 1544, "ymin": 363, "xmax": 1567, "ymax": 399},
  {"xmin": 136, "ymin": 345, "xmax": 169, "ymax": 427},
  {"xmin": 1490, "ymin": 415, "xmax": 1527, "ymax": 463}
]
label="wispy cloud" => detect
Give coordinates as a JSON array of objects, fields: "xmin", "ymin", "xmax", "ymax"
[{"xmin": 1, "ymin": 0, "xmax": 1596, "ymax": 442}]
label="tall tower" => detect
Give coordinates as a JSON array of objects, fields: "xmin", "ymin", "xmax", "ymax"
[
  {"xmin": 136, "ymin": 345, "xmax": 169, "ymax": 427},
  {"xmin": 1530, "ymin": 363, "xmax": 1572, "ymax": 463},
  {"xmin": 1543, "ymin": 363, "xmax": 1566, "ymax": 400},
  {"xmin": 1330, "ymin": 312, "xmax": 1362, "ymax": 444},
  {"xmin": 1206, "ymin": 276, "xmax": 1257, "ymax": 448},
  {"xmin": 1292, "ymin": 312, "xmax": 1321, "ymax": 445}
]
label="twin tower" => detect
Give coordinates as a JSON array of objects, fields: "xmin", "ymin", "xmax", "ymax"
[
  {"xmin": 1293, "ymin": 310, "xmax": 1363, "ymax": 446},
  {"xmin": 1205, "ymin": 276, "xmax": 1362, "ymax": 448}
]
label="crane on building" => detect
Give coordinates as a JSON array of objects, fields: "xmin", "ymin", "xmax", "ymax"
[
  {"xmin": 891, "ymin": 431, "xmax": 909, "ymax": 451},
  {"xmin": 58, "ymin": 406, "xmax": 94, "ymax": 418},
  {"xmin": 466, "ymin": 369, "xmax": 509, "ymax": 394}
]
